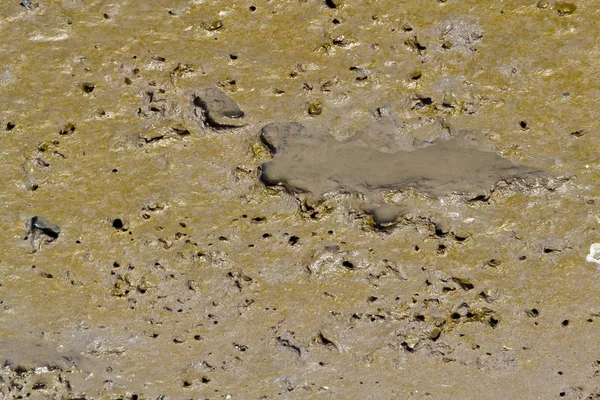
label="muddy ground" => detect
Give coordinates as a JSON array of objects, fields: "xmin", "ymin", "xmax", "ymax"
[{"xmin": 1, "ymin": 0, "xmax": 599, "ymax": 399}]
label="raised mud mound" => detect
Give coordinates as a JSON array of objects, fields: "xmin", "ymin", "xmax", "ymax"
[{"xmin": 259, "ymin": 120, "xmax": 556, "ymax": 227}]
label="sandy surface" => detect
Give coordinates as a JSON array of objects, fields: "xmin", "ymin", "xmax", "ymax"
[{"xmin": 1, "ymin": 0, "xmax": 599, "ymax": 399}]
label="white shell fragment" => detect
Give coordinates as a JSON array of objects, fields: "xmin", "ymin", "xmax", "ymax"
[{"xmin": 585, "ymin": 243, "xmax": 600, "ymax": 265}]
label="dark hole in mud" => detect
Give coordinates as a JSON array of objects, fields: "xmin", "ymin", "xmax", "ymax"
[
  {"xmin": 332, "ymin": 18, "xmax": 341, "ymax": 24},
  {"xmin": 489, "ymin": 317, "xmax": 499, "ymax": 328},
  {"xmin": 288, "ymin": 235, "xmax": 299, "ymax": 245},
  {"xmin": 6, "ymin": 122, "xmax": 15, "ymax": 131},
  {"xmin": 81, "ymin": 83, "xmax": 95, "ymax": 93},
  {"xmin": 487, "ymin": 259, "xmax": 502, "ymax": 267},
  {"xmin": 342, "ymin": 260, "xmax": 355, "ymax": 269},
  {"xmin": 520, "ymin": 120, "xmax": 528, "ymax": 129},
  {"xmin": 249, "ymin": 5, "xmax": 256, "ymax": 11},
  {"xmin": 526, "ymin": 308, "xmax": 539, "ymax": 317},
  {"xmin": 219, "ymin": 236, "xmax": 228, "ymax": 241},
  {"xmin": 112, "ymin": 219, "xmax": 124, "ymax": 230},
  {"xmin": 561, "ymin": 319, "xmax": 569, "ymax": 326},
  {"xmin": 451, "ymin": 312, "xmax": 461, "ymax": 319},
  {"xmin": 262, "ymin": 233, "xmax": 271, "ymax": 238}
]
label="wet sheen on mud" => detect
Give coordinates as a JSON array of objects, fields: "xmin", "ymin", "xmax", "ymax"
[{"xmin": 0, "ymin": 0, "xmax": 599, "ymax": 399}]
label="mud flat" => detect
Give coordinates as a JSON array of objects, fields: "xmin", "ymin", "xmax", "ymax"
[{"xmin": 1, "ymin": 0, "xmax": 599, "ymax": 399}]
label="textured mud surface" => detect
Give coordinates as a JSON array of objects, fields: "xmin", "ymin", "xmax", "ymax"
[{"xmin": 1, "ymin": 0, "xmax": 600, "ymax": 399}]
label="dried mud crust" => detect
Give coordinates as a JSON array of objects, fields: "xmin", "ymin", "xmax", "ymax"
[{"xmin": 0, "ymin": 0, "xmax": 598, "ymax": 399}]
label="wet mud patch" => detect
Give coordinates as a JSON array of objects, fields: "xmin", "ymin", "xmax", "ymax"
[
  {"xmin": 259, "ymin": 119, "xmax": 556, "ymax": 227},
  {"xmin": 0, "ymin": 338, "xmax": 106, "ymax": 399}
]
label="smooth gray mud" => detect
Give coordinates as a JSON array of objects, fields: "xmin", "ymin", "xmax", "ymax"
[{"xmin": 260, "ymin": 120, "xmax": 553, "ymax": 226}]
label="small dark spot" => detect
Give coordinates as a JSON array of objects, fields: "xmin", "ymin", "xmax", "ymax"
[
  {"xmin": 489, "ymin": 316, "xmax": 499, "ymax": 328},
  {"xmin": 342, "ymin": 260, "xmax": 355, "ymax": 269},
  {"xmin": 332, "ymin": 18, "xmax": 341, "ymax": 24},
  {"xmin": 487, "ymin": 259, "xmax": 502, "ymax": 267},
  {"xmin": 194, "ymin": 335, "xmax": 202, "ymax": 341},
  {"xmin": 201, "ymin": 377, "xmax": 210, "ymax": 383},
  {"xmin": 367, "ymin": 296, "xmax": 378, "ymax": 303},
  {"xmin": 519, "ymin": 255, "xmax": 527, "ymax": 260},
  {"xmin": 414, "ymin": 314, "xmax": 425, "ymax": 321},
  {"xmin": 82, "ymin": 83, "xmax": 95, "ymax": 93},
  {"xmin": 437, "ymin": 244, "xmax": 446, "ymax": 254},
  {"xmin": 112, "ymin": 219, "xmax": 124, "ymax": 230},
  {"xmin": 570, "ymin": 129, "xmax": 586, "ymax": 137},
  {"xmin": 218, "ymin": 236, "xmax": 228, "ymax": 241},
  {"xmin": 103, "ymin": 13, "xmax": 110, "ymax": 19},
  {"xmin": 252, "ymin": 216, "xmax": 266, "ymax": 222},
  {"xmin": 229, "ymin": 54, "xmax": 238, "ymax": 60},
  {"xmin": 288, "ymin": 235, "xmax": 299, "ymax": 245},
  {"xmin": 519, "ymin": 120, "xmax": 527, "ymax": 129},
  {"xmin": 124, "ymin": 77, "xmax": 132, "ymax": 85},
  {"xmin": 111, "ymin": 168, "xmax": 118, "ymax": 173},
  {"xmin": 414, "ymin": 245, "xmax": 420, "ymax": 251},
  {"xmin": 75, "ymin": 240, "xmax": 81, "ymax": 244},
  {"xmin": 561, "ymin": 319, "xmax": 569, "ymax": 326},
  {"xmin": 558, "ymin": 371, "xmax": 563, "ymax": 375},
  {"xmin": 526, "ymin": 308, "xmax": 539, "ymax": 317},
  {"xmin": 262, "ymin": 233, "xmax": 271, "ymax": 238},
  {"xmin": 40, "ymin": 272, "xmax": 53, "ymax": 279},
  {"xmin": 450, "ymin": 312, "xmax": 461, "ymax": 320},
  {"xmin": 560, "ymin": 392, "xmax": 566, "ymax": 397},
  {"xmin": 6, "ymin": 122, "xmax": 15, "ymax": 131},
  {"xmin": 587, "ymin": 318, "xmax": 593, "ymax": 323},
  {"xmin": 249, "ymin": 5, "xmax": 256, "ymax": 11},
  {"xmin": 328, "ymin": 230, "xmax": 334, "ymax": 235}
]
